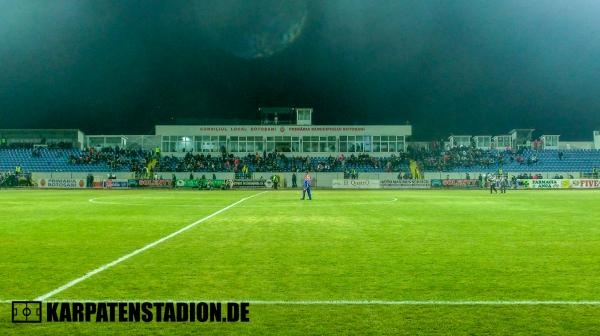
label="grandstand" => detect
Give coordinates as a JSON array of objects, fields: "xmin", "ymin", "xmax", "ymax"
[
  {"xmin": 442, "ymin": 149, "xmax": 600, "ymax": 173},
  {"xmin": 0, "ymin": 147, "xmax": 115, "ymax": 173},
  {"xmin": 1, "ymin": 117, "xmax": 599, "ymax": 178},
  {"xmin": 2, "ymin": 146, "xmax": 600, "ymax": 175}
]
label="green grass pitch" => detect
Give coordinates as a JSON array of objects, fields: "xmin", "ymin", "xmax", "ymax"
[{"xmin": 1, "ymin": 188, "xmax": 600, "ymax": 335}]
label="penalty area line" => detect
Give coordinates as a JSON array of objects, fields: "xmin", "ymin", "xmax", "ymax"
[{"xmin": 34, "ymin": 191, "xmax": 268, "ymax": 302}]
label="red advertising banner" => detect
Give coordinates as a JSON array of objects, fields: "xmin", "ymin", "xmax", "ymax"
[
  {"xmin": 441, "ymin": 179, "xmax": 479, "ymax": 187},
  {"xmin": 137, "ymin": 179, "xmax": 173, "ymax": 187}
]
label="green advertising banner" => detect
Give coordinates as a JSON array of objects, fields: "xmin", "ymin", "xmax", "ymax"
[
  {"xmin": 211, "ymin": 179, "xmax": 225, "ymax": 188},
  {"xmin": 186, "ymin": 180, "xmax": 199, "ymax": 187},
  {"xmin": 430, "ymin": 179, "xmax": 443, "ymax": 188},
  {"xmin": 175, "ymin": 179, "xmax": 225, "ymax": 188}
]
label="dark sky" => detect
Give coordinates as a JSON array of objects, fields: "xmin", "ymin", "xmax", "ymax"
[{"xmin": 1, "ymin": 0, "xmax": 600, "ymax": 140}]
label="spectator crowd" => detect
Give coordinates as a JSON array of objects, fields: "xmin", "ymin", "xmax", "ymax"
[
  {"xmin": 67, "ymin": 148, "xmax": 414, "ymax": 175},
  {"xmin": 60, "ymin": 142, "xmax": 580, "ymax": 176},
  {"xmin": 407, "ymin": 143, "xmax": 542, "ymax": 172}
]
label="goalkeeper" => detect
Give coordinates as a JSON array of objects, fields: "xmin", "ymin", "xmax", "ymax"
[{"xmin": 301, "ymin": 171, "xmax": 312, "ymax": 200}]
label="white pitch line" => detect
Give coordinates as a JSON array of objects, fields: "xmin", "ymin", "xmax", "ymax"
[
  {"xmin": 35, "ymin": 191, "xmax": 268, "ymax": 302},
  {"xmin": 243, "ymin": 300, "xmax": 600, "ymax": 305},
  {"xmin": 4, "ymin": 299, "xmax": 600, "ymax": 305}
]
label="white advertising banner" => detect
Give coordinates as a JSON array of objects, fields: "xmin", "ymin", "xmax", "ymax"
[
  {"xmin": 332, "ymin": 179, "xmax": 380, "ymax": 189},
  {"xmin": 529, "ymin": 179, "xmax": 564, "ymax": 189},
  {"xmin": 380, "ymin": 179, "xmax": 431, "ymax": 189},
  {"xmin": 105, "ymin": 179, "xmax": 129, "ymax": 189},
  {"xmin": 38, "ymin": 178, "xmax": 86, "ymax": 189},
  {"xmin": 518, "ymin": 179, "xmax": 600, "ymax": 189},
  {"xmin": 568, "ymin": 179, "xmax": 600, "ymax": 189}
]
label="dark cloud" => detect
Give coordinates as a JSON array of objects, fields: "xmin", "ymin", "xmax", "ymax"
[{"xmin": 0, "ymin": 0, "xmax": 599, "ymax": 140}]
